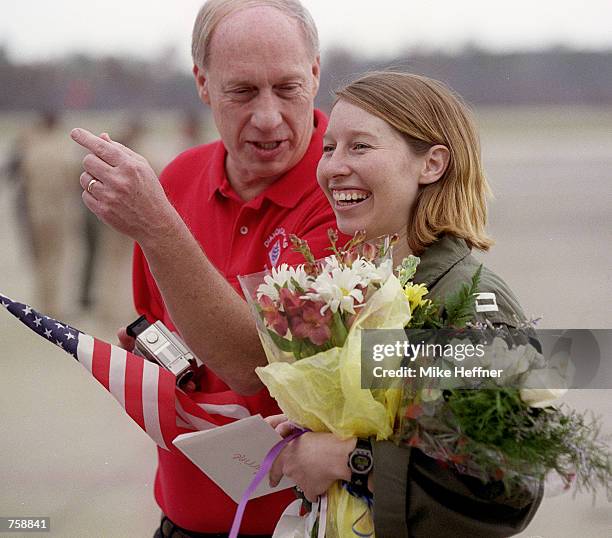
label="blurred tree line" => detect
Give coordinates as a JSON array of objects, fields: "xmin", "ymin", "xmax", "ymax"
[{"xmin": 1, "ymin": 46, "xmax": 610, "ymax": 112}]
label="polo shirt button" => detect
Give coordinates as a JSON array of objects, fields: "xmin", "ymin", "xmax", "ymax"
[{"xmin": 240, "ymin": 226, "xmax": 249, "ymax": 235}]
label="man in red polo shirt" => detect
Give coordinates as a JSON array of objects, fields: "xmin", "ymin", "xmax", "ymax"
[{"xmin": 71, "ymin": 1, "xmax": 341, "ymax": 536}]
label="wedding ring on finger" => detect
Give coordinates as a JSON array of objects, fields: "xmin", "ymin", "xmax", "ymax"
[{"xmin": 86, "ymin": 178, "xmax": 99, "ymax": 195}]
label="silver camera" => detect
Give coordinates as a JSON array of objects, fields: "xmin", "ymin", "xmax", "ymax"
[{"xmin": 127, "ymin": 316, "xmax": 196, "ymax": 387}]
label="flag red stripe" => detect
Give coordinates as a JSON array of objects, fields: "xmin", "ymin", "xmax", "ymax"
[
  {"xmin": 158, "ymin": 368, "xmax": 179, "ymax": 450},
  {"xmin": 91, "ymin": 339, "xmax": 111, "ymax": 390},
  {"xmin": 124, "ymin": 351, "xmax": 145, "ymax": 430}
]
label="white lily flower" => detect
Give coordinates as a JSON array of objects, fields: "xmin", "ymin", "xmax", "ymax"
[
  {"xmin": 520, "ymin": 368, "xmax": 568, "ymax": 407},
  {"xmin": 352, "ymin": 257, "xmax": 393, "ymax": 285},
  {"xmin": 256, "ymin": 263, "xmax": 312, "ymax": 301},
  {"xmin": 482, "ymin": 339, "xmax": 535, "ymax": 384},
  {"xmin": 306, "ymin": 265, "xmax": 365, "ymax": 314},
  {"xmin": 520, "ymin": 387, "xmax": 568, "ymax": 408},
  {"xmin": 323, "ymin": 255, "xmax": 341, "ymax": 269}
]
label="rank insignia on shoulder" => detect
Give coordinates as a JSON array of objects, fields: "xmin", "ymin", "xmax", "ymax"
[{"xmin": 475, "ymin": 292, "xmax": 499, "ymax": 312}]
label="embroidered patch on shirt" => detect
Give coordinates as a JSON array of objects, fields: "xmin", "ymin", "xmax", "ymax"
[
  {"xmin": 268, "ymin": 240, "xmax": 281, "ymax": 267},
  {"xmin": 264, "ymin": 227, "xmax": 288, "ymax": 268},
  {"xmin": 475, "ymin": 292, "xmax": 499, "ymax": 312}
]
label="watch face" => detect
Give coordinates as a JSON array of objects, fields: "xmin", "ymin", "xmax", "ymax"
[{"xmin": 350, "ymin": 449, "xmax": 373, "ymax": 474}]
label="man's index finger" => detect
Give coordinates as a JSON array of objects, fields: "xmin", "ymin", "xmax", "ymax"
[{"xmin": 71, "ymin": 128, "xmax": 123, "ymax": 166}]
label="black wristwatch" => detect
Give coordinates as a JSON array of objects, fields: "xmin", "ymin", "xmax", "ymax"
[{"xmin": 347, "ymin": 438, "xmax": 373, "ymax": 494}]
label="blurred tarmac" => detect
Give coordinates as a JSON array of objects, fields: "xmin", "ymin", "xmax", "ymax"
[{"xmin": 0, "ymin": 106, "xmax": 611, "ymax": 537}]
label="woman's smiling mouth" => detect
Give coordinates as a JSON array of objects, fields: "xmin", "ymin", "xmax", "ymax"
[{"xmin": 331, "ymin": 189, "xmax": 372, "ymax": 208}]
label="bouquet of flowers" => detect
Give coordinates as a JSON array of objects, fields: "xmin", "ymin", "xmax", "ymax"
[
  {"xmin": 238, "ymin": 231, "xmax": 611, "ymax": 536},
  {"xmin": 239, "ymin": 230, "xmax": 411, "ymax": 537},
  {"xmin": 395, "ymin": 260, "xmax": 612, "ymax": 505}
]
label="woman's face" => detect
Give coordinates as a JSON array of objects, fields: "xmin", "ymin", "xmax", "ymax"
[{"xmin": 317, "ymin": 100, "xmax": 427, "ymax": 240}]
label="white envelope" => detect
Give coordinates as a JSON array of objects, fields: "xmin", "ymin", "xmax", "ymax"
[{"xmin": 172, "ymin": 414, "xmax": 295, "ymax": 503}]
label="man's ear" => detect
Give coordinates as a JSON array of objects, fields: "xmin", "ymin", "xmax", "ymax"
[
  {"xmin": 311, "ymin": 55, "xmax": 321, "ymax": 95},
  {"xmin": 418, "ymin": 145, "xmax": 450, "ymax": 185},
  {"xmin": 193, "ymin": 64, "xmax": 211, "ymax": 105}
]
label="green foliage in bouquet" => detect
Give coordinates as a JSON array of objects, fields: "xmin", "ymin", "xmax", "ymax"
[
  {"xmin": 431, "ymin": 388, "xmax": 612, "ymax": 499},
  {"xmin": 399, "ymin": 258, "xmax": 611, "ymax": 501},
  {"xmin": 443, "ymin": 265, "xmax": 483, "ymax": 327},
  {"xmin": 399, "ymin": 255, "xmax": 482, "ymax": 330}
]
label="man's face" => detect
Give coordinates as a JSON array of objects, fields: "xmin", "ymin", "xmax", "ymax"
[{"xmin": 194, "ymin": 6, "xmax": 320, "ymax": 191}]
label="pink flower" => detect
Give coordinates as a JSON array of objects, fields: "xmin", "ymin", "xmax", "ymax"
[
  {"xmin": 361, "ymin": 242, "xmax": 378, "ymax": 261},
  {"xmin": 258, "ymin": 295, "xmax": 288, "ymax": 336},
  {"xmin": 288, "ymin": 300, "xmax": 333, "ymax": 346},
  {"xmin": 341, "ymin": 249, "xmax": 358, "ymax": 267},
  {"xmin": 279, "ymin": 287, "xmax": 304, "ymax": 317}
]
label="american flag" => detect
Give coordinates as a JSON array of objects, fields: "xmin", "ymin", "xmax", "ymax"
[{"xmin": 0, "ymin": 293, "xmax": 239, "ymax": 450}]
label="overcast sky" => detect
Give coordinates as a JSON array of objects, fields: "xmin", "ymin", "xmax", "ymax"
[{"xmin": 3, "ymin": 0, "xmax": 612, "ymax": 70}]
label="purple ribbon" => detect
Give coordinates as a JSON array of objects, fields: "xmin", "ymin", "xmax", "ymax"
[{"xmin": 229, "ymin": 427, "xmax": 307, "ymax": 538}]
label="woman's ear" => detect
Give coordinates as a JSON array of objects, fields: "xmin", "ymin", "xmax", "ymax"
[{"xmin": 418, "ymin": 145, "xmax": 450, "ymax": 185}]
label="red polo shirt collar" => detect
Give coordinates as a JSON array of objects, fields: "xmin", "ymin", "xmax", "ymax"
[{"xmin": 206, "ymin": 109, "xmax": 327, "ymax": 209}]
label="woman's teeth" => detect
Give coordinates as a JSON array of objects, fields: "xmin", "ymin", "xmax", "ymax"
[{"xmin": 332, "ymin": 190, "xmax": 371, "ymax": 204}]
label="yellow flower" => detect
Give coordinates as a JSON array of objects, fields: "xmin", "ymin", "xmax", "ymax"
[{"xmin": 403, "ymin": 283, "xmax": 430, "ymax": 312}]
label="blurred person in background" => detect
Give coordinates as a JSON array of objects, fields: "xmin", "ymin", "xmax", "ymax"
[
  {"xmin": 18, "ymin": 110, "xmax": 81, "ymax": 317},
  {"xmin": 2, "ymin": 133, "xmax": 33, "ymax": 260},
  {"xmin": 176, "ymin": 110, "xmax": 203, "ymax": 151},
  {"xmin": 72, "ymin": 0, "xmax": 340, "ymax": 536},
  {"xmin": 79, "ymin": 193, "xmax": 100, "ymax": 310}
]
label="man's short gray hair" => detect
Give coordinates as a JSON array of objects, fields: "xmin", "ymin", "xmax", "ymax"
[{"xmin": 191, "ymin": 0, "xmax": 319, "ymax": 68}]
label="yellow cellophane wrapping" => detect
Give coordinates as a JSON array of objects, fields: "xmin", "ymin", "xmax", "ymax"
[{"xmin": 255, "ymin": 275, "xmax": 410, "ymax": 537}]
